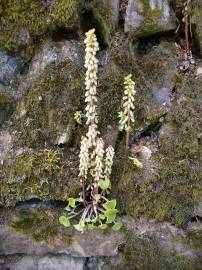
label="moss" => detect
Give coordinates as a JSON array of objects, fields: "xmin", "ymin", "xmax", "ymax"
[
  {"xmin": 0, "ymin": 92, "xmax": 14, "ymax": 125},
  {"xmin": 1, "ymin": 148, "xmax": 80, "ymax": 205},
  {"xmin": 114, "ymin": 68, "xmax": 202, "ymax": 226},
  {"xmin": 51, "ymin": 0, "xmax": 79, "ymax": 30},
  {"xmin": 11, "ymin": 207, "xmax": 74, "ymax": 245},
  {"xmin": 85, "ymin": 0, "xmax": 114, "ymax": 45},
  {"xmin": 191, "ymin": 1, "xmax": 202, "ymax": 54},
  {"xmin": 14, "ymin": 60, "xmax": 85, "ymax": 148},
  {"xmin": 123, "ymin": 231, "xmax": 201, "ymax": 270},
  {"xmin": 186, "ymin": 227, "xmax": 202, "ymax": 251},
  {"xmin": 0, "ymin": 0, "xmax": 80, "ymax": 61}
]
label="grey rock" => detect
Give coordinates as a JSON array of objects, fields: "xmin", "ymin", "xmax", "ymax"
[
  {"xmin": 56, "ymin": 121, "xmax": 74, "ymax": 146},
  {"xmin": 0, "ymin": 219, "xmax": 124, "ymax": 257},
  {"xmin": 14, "ymin": 29, "xmax": 32, "ymax": 46},
  {"xmin": 37, "ymin": 255, "xmax": 85, "ymax": 270},
  {"xmin": 152, "ymin": 85, "xmax": 171, "ymax": 106},
  {"xmin": 149, "ymin": 41, "xmax": 177, "ymax": 108},
  {"xmin": 196, "ymin": 66, "xmax": 202, "ymax": 79},
  {"xmin": 194, "ymin": 198, "xmax": 202, "ymax": 217},
  {"xmin": 0, "ymin": 51, "xmax": 23, "ymax": 87},
  {"xmin": 139, "ymin": 146, "xmax": 152, "ymax": 160},
  {"xmin": 0, "ymin": 210, "xmax": 201, "ymax": 269},
  {"xmin": 2, "ymin": 255, "xmax": 85, "ymax": 270},
  {"xmin": 22, "ymin": 40, "xmax": 84, "ymax": 91},
  {"xmin": 0, "ymin": 129, "xmax": 12, "ymax": 164},
  {"xmin": 111, "ymin": 0, "xmax": 120, "ymax": 27},
  {"xmin": 0, "ymin": 83, "xmax": 17, "ymax": 96},
  {"xmin": 6, "ymin": 256, "xmax": 35, "ymax": 270},
  {"xmin": 124, "ymin": 0, "xmax": 176, "ymax": 36}
]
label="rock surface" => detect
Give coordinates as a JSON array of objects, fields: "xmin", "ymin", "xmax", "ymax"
[
  {"xmin": 0, "ymin": 51, "xmax": 23, "ymax": 87},
  {"xmin": 124, "ymin": 0, "xmax": 176, "ymax": 35},
  {"xmin": 0, "ymin": 0, "xmax": 202, "ymax": 269},
  {"xmin": 1, "ymin": 255, "xmax": 85, "ymax": 270},
  {"xmin": 0, "ymin": 208, "xmax": 201, "ymax": 269}
]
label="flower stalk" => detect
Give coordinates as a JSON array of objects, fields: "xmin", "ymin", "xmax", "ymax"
[
  {"xmin": 59, "ymin": 29, "xmax": 121, "ymax": 232},
  {"xmin": 118, "ymin": 74, "xmax": 136, "ymax": 150}
]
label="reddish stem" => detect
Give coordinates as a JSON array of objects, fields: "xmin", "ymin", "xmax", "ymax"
[
  {"xmin": 125, "ymin": 112, "xmax": 131, "ymax": 151},
  {"xmin": 82, "ymin": 176, "xmax": 87, "ymax": 208},
  {"xmin": 185, "ymin": 15, "xmax": 189, "ymax": 53}
]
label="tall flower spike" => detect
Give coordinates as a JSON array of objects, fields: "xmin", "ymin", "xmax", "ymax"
[
  {"xmin": 104, "ymin": 145, "xmax": 115, "ymax": 180},
  {"xmin": 119, "ymin": 74, "xmax": 136, "ymax": 150},
  {"xmin": 94, "ymin": 138, "xmax": 104, "ymax": 183},
  {"xmin": 118, "ymin": 74, "xmax": 136, "ymax": 132},
  {"xmin": 79, "ymin": 136, "xmax": 90, "ymax": 180},
  {"xmin": 84, "ymin": 29, "xmax": 99, "ymax": 147}
]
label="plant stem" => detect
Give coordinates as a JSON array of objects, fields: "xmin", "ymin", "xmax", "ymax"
[
  {"xmin": 82, "ymin": 176, "xmax": 87, "ymax": 208},
  {"xmin": 185, "ymin": 14, "xmax": 189, "ymax": 53},
  {"xmin": 125, "ymin": 111, "xmax": 131, "ymax": 151}
]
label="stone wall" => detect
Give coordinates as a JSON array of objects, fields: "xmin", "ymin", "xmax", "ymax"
[{"xmin": 0, "ymin": 0, "xmax": 201, "ymax": 269}]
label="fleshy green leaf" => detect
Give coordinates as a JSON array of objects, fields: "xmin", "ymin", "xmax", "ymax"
[
  {"xmin": 74, "ymin": 223, "xmax": 84, "ymax": 232},
  {"xmin": 87, "ymin": 224, "xmax": 96, "ymax": 230},
  {"xmin": 98, "ymin": 224, "xmax": 108, "ymax": 230},
  {"xmin": 112, "ymin": 223, "xmax": 122, "ymax": 231},
  {"xmin": 99, "ymin": 179, "xmax": 110, "ymax": 190},
  {"xmin": 95, "ymin": 194, "xmax": 100, "ymax": 202},
  {"xmin": 92, "ymin": 218, "xmax": 98, "ymax": 224},
  {"xmin": 103, "ymin": 199, "xmax": 117, "ymax": 210},
  {"xmin": 105, "ymin": 209, "xmax": 118, "ymax": 224},
  {"xmin": 132, "ymin": 158, "xmax": 143, "ymax": 168},
  {"xmin": 59, "ymin": 216, "xmax": 70, "ymax": 227},
  {"xmin": 80, "ymin": 220, "xmax": 85, "ymax": 228},
  {"xmin": 68, "ymin": 198, "xmax": 76, "ymax": 208},
  {"xmin": 99, "ymin": 214, "xmax": 106, "ymax": 220}
]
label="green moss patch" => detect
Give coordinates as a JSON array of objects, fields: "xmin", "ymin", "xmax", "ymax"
[
  {"xmin": 0, "ymin": 0, "xmax": 80, "ymax": 60},
  {"xmin": 11, "ymin": 207, "xmax": 74, "ymax": 245},
  {"xmin": 115, "ymin": 74, "xmax": 202, "ymax": 226},
  {"xmin": 1, "ymin": 148, "xmax": 80, "ymax": 205},
  {"xmin": 0, "ymin": 92, "xmax": 14, "ymax": 125},
  {"xmin": 85, "ymin": 0, "xmax": 114, "ymax": 45},
  {"xmin": 15, "ymin": 61, "xmax": 84, "ymax": 148},
  {"xmin": 123, "ymin": 230, "xmax": 201, "ymax": 270}
]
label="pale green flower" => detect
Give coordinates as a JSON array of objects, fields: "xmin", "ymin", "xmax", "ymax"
[{"xmin": 118, "ymin": 74, "xmax": 136, "ymax": 132}]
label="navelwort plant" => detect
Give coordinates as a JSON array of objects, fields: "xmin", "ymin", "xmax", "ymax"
[
  {"xmin": 118, "ymin": 74, "xmax": 136, "ymax": 150},
  {"xmin": 59, "ymin": 29, "xmax": 121, "ymax": 232}
]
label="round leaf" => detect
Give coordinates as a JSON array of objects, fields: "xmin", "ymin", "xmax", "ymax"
[
  {"xmin": 98, "ymin": 224, "xmax": 108, "ymax": 230},
  {"xmin": 68, "ymin": 198, "xmax": 76, "ymax": 208},
  {"xmin": 105, "ymin": 209, "xmax": 118, "ymax": 224},
  {"xmin": 74, "ymin": 223, "xmax": 84, "ymax": 232},
  {"xmin": 59, "ymin": 216, "xmax": 70, "ymax": 227},
  {"xmin": 103, "ymin": 199, "xmax": 117, "ymax": 210},
  {"xmin": 99, "ymin": 179, "xmax": 110, "ymax": 190},
  {"xmin": 112, "ymin": 223, "xmax": 122, "ymax": 231}
]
